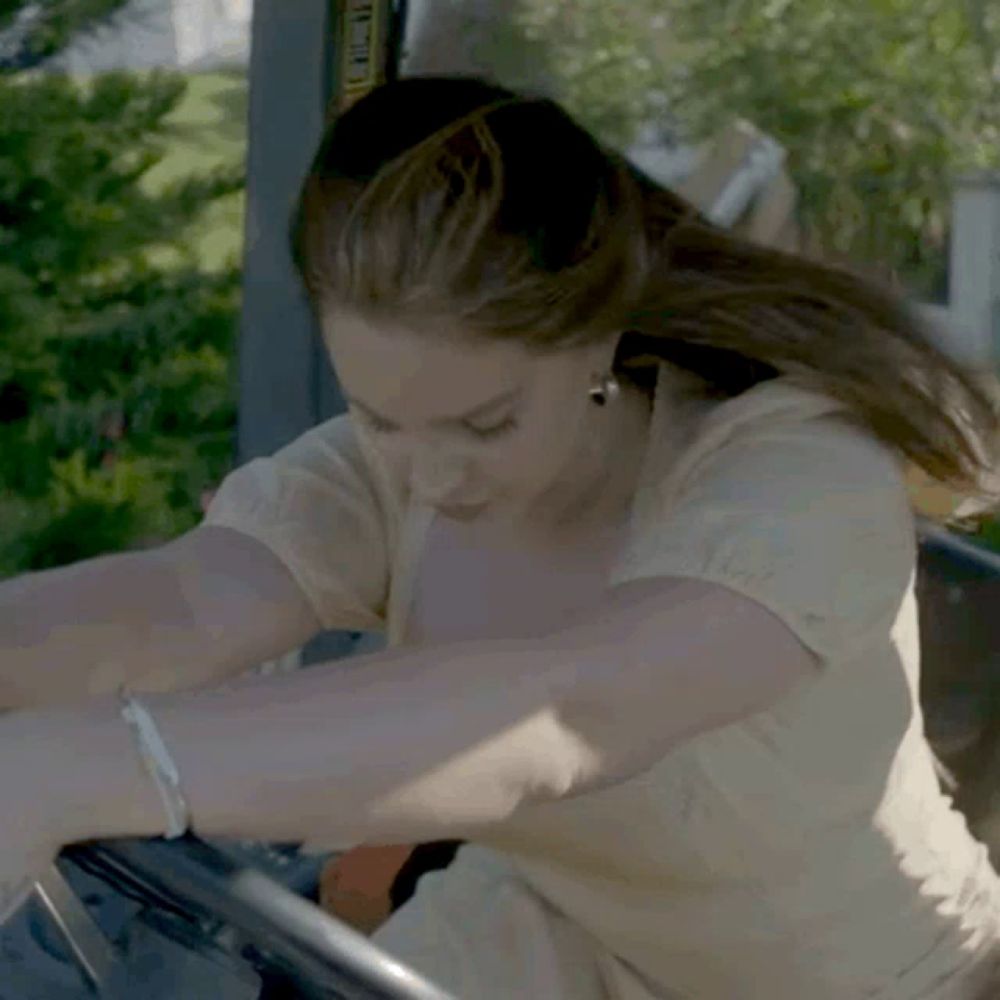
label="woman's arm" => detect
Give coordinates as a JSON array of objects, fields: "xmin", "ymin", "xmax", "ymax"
[
  {"xmin": 0, "ymin": 525, "xmax": 322, "ymax": 709},
  {"xmin": 36, "ymin": 629, "xmax": 590, "ymax": 848},
  {"xmin": 24, "ymin": 575, "xmax": 816, "ymax": 850}
]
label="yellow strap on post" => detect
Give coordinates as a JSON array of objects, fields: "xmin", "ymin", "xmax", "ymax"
[{"xmin": 334, "ymin": 0, "xmax": 397, "ymax": 116}]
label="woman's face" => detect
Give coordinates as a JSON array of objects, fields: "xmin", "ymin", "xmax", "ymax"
[{"xmin": 325, "ymin": 311, "xmax": 624, "ymax": 528}]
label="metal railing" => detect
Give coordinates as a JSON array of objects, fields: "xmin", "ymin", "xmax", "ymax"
[{"xmin": 26, "ymin": 835, "xmax": 457, "ymax": 1000}]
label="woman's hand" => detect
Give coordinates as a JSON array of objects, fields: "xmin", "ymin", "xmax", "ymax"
[
  {"xmin": 0, "ymin": 710, "xmax": 83, "ymax": 922},
  {"xmin": 0, "ymin": 701, "xmax": 166, "ymax": 924},
  {"xmin": 0, "ymin": 798, "xmax": 65, "ymax": 924}
]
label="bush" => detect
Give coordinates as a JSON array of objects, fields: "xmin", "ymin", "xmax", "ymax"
[{"xmin": 0, "ymin": 69, "xmax": 245, "ymax": 575}]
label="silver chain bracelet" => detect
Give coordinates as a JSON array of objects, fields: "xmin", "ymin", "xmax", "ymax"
[{"xmin": 117, "ymin": 685, "xmax": 191, "ymax": 839}]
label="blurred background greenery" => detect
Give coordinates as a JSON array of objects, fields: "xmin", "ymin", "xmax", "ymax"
[
  {"xmin": 0, "ymin": 2, "xmax": 248, "ymax": 574},
  {"xmin": 475, "ymin": 0, "xmax": 1000, "ymax": 303},
  {"xmin": 2, "ymin": 0, "xmax": 998, "ymax": 577}
]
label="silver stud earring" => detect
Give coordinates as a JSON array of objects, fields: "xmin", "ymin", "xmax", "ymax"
[{"xmin": 589, "ymin": 372, "xmax": 621, "ymax": 407}]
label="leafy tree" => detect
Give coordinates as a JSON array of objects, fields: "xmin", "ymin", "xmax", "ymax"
[
  {"xmin": 655, "ymin": 0, "xmax": 999, "ymax": 298},
  {"xmin": 0, "ymin": 6, "xmax": 245, "ymax": 574},
  {"xmin": 461, "ymin": 0, "xmax": 672, "ymax": 152}
]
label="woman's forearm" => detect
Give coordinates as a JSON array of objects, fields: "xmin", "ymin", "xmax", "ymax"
[
  {"xmin": 27, "ymin": 576, "xmax": 815, "ymax": 853},
  {"xmin": 0, "ymin": 549, "xmax": 231, "ymax": 709},
  {"xmin": 0, "ymin": 554, "xmax": 152, "ymax": 707},
  {"xmin": 46, "ymin": 636, "xmax": 594, "ymax": 850}
]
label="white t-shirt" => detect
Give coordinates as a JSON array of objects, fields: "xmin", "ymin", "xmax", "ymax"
[{"xmin": 204, "ymin": 365, "xmax": 1000, "ymax": 998}]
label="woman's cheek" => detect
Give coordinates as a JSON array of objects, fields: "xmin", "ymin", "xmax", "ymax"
[{"xmin": 501, "ymin": 444, "xmax": 553, "ymax": 499}]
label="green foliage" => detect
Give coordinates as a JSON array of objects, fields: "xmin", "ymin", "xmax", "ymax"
[
  {"xmin": 0, "ymin": 69, "xmax": 245, "ymax": 575},
  {"xmin": 975, "ymin": 516, "xmax": 1000, "ymax": 555},
  {"xmin": 0, "ymin": 0, "xmax": 131, "ymax": 69},
  {"xmin": 470, "ymin": 1, "xmax": 672, "ymax": 151},
  {"xmin": 655, "ymin": 0, "xmax": 1000, "ymax": 297}
]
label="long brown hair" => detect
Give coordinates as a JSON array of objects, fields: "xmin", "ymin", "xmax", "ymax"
[{"xmin": 292, "ymin": 74, "xmax": 1000, "ymax": 522}]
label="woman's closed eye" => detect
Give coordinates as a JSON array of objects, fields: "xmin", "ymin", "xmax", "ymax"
[
  {"xmin": 466, "ymin": 415, "xmax": 519, "ymax": 440},
  {"xmin": 360, "ymin": 413, "xmax": 519, "ymax": 441}
]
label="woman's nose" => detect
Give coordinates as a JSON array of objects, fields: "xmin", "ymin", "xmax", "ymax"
[{"xmin": 410, "ymin": 447, "xmax": 470, "ymax": 506}]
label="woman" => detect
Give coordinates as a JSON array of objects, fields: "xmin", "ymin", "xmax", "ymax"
[{"xmin": 2, "ymin": 74, "xmax": 1000, "ymax": 998}]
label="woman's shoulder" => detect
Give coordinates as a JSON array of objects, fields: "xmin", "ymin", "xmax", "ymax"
[
  {"xmin": 270, "ymin": 412, "xmax": 406, "ymax": 526},
  {"xmin": 200, "ymin": 412, "xmax": 405, "ymax": 632},
  {"xmin": 641, "ymin": 369, "xmax": 901, "ymax": 512},
  {"xmin": 672, "ymin": 375, "xmax": 854, "ymax": 454},
  {"xmin": 619, "ymin": 370, "xmax": 916, "ymax": 663}
]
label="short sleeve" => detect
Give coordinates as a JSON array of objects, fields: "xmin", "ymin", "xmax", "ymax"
[
  {"xmin": 614, "ymin": 412, "xmax": 918, "ymax": 666},
  {"xmin": 202, "ymin": 415, "xmax": 391, "ymax": 633}
]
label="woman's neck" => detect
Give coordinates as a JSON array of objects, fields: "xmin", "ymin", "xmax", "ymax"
[{"xmin": 520, "ymin": 376, "xmax": 656, "ymax": 546}]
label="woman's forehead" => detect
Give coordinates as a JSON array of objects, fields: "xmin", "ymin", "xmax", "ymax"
[
  {"xmin": 324, "ymin": 310, "xmax": 581, "ymax": 380},
  {"xmin": 325, "ymin": 312, "xmax": 544, "ymax": 415},
  {"xmin": 331, "ymin": 311, "xmax": 512, "ymax": 362}
]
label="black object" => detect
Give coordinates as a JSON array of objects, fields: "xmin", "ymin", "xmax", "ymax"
[{"xmin": 389, "ymin": 842, "xmax": 464, "ymax": 912}]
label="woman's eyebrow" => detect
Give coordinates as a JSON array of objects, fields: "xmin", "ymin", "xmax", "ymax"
[{"xmin": 346, "ymin": 388, "xmax": 520, "ymax": 427}]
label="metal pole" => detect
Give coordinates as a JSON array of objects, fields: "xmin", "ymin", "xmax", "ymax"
[
  {"xmin": 237, "ymin": 1, "xmax": 409, "ymax": 453},
  {"xmin": 947, "ymin": 172, "xmax": 1000, "ymax": 371},
  {"xmin": 236, "ymin": 0, "xmax": 338, "ymax": 464}
]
